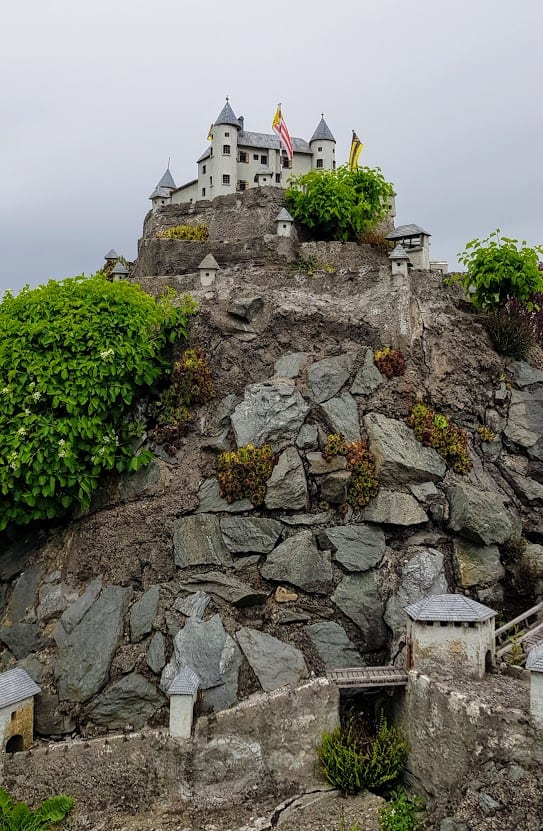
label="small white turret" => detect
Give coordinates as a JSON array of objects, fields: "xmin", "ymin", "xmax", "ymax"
[
  {"xmin": 309, "ymin": 115, "xmax": 336, "ymax": 171},
  {"xmin": 526, "ymin": 645, "xmax": 543, "ymax": 728},
  {"xmin": 276, "ymin": 207, "xmax": 294, "ymax": 237},
  {"xmin": 168, "ymin": 666, "xmax": 200, "ymax": 739},
  {"xmin": 110, "ymin": 262, "xmax": 129, "ymax": 281},
  {"xmin": 150, "ymin": 167, "xmax": 176, "ymax": 210},
  {"xmin": 198, "ymin": 253, "xmax": 219, "ymax": 287},
  {"xmin": 104, "ymin": 249, "xmax": 119, "ymax": 263},
  {"xmin": 208, "ymin": 98, "xmax": 240, "ymax": 198},
  {"xmin": 389, "ymin": 243, "xmax": 411, "ymax": 278}
]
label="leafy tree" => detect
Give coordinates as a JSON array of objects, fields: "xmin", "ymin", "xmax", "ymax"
[
  {"xmin": 0, "ymin": 788, "xmax": 73, "ymax": 829},
  {"xmin": 0, "ymin": 274, "xmax": 196, "ymax": 530},
  {"xmin": 284, "ymin": 165, "xmax": 394, "ymax": 242},
  {"xmin": 456, "ymin": 229, "xmax": 543, "ymax": 310}
]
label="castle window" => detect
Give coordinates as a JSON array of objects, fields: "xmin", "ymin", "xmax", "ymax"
[
  {"xmin": 333, "ymin": 161, "xmax": 336, "ymax": 170},
  {"xmin": 253, "ymin": 153, "xmax": 259, "ymax": 160},
  {"xmin": 202, "ymin": 164, "xmax": 206, "ymax": 174},
  {"xmin": 260, "ymin": 155, "xmax": 268, "ymax": 164},
  {"xmin": 222, "ymin": 174, "xmax": 230, "ymax": 185},
  {"xmin": 202, "ymin": 187, "xmax": 206, "ymax": 197},
  {"xmin": 210, "ymin": 176, "xmax": 213, "ymax": 186},
  {"xmin": 238, "ymin": 180, "xmax": 248, "ymax": 191},
  {"xmin": 318, "ymin": 146, "xmax": 322, "ymax": 152},
  {"xmin": 239, "ymin": 151, "xmax": 248, "ymax": 163},
  {"xmin": 223, "ymin": 144, "xmax": 231, "ymax": 155},
  {"xmin": 275, "ymin": 173, "xmax": 281, "ymax": 183},
  {"xmin": 281, "ymin": 156, "xmax": 291, "ymax": 169},
  {"xmin": 225, "ymin": 131, "xmax": 230, "ymax": 137},
  {"xmin": 316, "ymin": 158, "xmax": 324, "ymax": 169}
]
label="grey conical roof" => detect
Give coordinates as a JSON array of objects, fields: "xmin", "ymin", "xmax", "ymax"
[
  {"xmin": 405, "ymin": 594, "xmax": 495, "ymax": 623},
  {"xmin": 111, "ymin": 262, "xmax": 129, "ymax": 275},
  {"xmin": 214, "ymin": 99, "xmax": 240, "ymax": 128},
  {"xmin": 527, "ymin": 644, "xmax": 543, "ymax": 672},
  {"xmin": 157, "ymin": 168, "xmax": 176, "ymax": 189},
  {"xmin": 276, "ymin": 208, "xmax": 293, "ymax": 222},
  {"xmin": 168, "ymin": 666, "xmax": 201, "ymax": 695},
  {"xmin": 104, "ymin": 249, "xmax": 118, "ymax": 260},
  {"xmin": 310, "ymin": 116, "xmax": 335, "ymax": 143},
  {"xmin": 198, "ymin": 253, "xmax": 219, "ymax": 270},
  {"xmin": 389, "ymin": 243, "xmax": 410, "ymax": 261}
]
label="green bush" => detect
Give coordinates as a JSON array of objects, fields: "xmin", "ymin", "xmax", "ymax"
[
  {"xmin": 156, "ymin": 224, "xmax": 209, "ymax": 241},
  {"xmin": 0, "ymin": 787, "xmax": 74, "ymax": 829},
  {"xmin": 285, "ymin": 165, "xmax": 394, "ymax": 242},
  {"xmin": 378, "ymin": 788, "xmax": 424, "ymax": 831},
  {"xmin": 217, "ymin": 443, "xmax": 277, "ymax": 506},
  {"xmin": 318, "ymin": 714, "xmax": 408, "ymax": 795},
  {"xmin": 407, "ymin": 404, "xmax": 472, "ymax": 474},
  {"xmin": 0, "ymin": 275, "xmax": 196, "ymax": 529}
]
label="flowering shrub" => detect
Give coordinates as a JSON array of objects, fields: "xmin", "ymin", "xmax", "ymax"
[
  {"xmin": 217, "ymin": 444, "xmax": 276, "ymax": 506},
  {"xmin": 407, "ymin": 403, "xmax": 472, "ymax": 474},
  {"xmin": 323, "ymin": 434, "xmax": 380, "ymax": 508},
  {"xmin": 156, "ymin": 224, "xmax": 209, "ymax": 241},
  {"xmin": 0, "ymin": 275, "xmax": 196, "ymax": 529},
  {"xmin": 374, "ymin": 347, "xmax": 407, "ymax": 379}
]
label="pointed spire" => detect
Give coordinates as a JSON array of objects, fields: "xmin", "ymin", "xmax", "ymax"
[
  {"xmin": 104, "ymin": 249, "xmax": 119, "ymax": 261},
  {"xmin": 156, "ymin": 167, "xmax": 176, "ymax": 190},
  {"xmin": 310, "ymin": 115, "xmax": 335, "ymax": 143},
  {"xmin": 214, "ymin": 98, "xmax": 240, "ymax": 128}
]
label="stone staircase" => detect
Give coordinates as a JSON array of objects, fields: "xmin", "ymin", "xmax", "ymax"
[{"xmin": 495, "ymin": 600, "xmax": 543, "ymax": 663}]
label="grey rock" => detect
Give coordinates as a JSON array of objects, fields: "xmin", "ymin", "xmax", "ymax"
[
  {"xmin": 320, "ymin": 471, "xmax": 352, "ymax": 504},
  {"xmin": 0, "ymin": 584, "xmax": 7, "ymax": 623},
  {"xmin": 408, "ymin": 481, "xmax": 440, "ymax": 503},
  {"xmin": 233, "ymin": 555, "xmax": 261, "ymax": 571},
  {"xmin": 201, "ymin": 632, "xmax": 243, "ymax": 712},
  {"xmin": 174, "ymin": 591, "xmax": 211, "ymax": 618},
  {"xmin": 306, "ymin": 622, "xmax": 362, "ymax": 670},
  {"xmin": 130, "ymin": 585, "xmax": 160, "ymax": 643},
  {"xmin": 0, "ymin": 623, "xmax": 44, "ymax": 659},
  {"xmin": 362, "ymin": 490, "xmax": 428, "ymax": 525},
  {"xmin": 261, "ymin": 531, "xmax": 333, "ymax": 593},
  {"xmin": 528, "ymin": 436, "xmax": 543, "ymax": 462},
  {"xmin": 511, "ymin": 360, "xmax": 543, "ymax": 387},
  {"xmin": 84, "ymin": 673, "xmax": 165, "ymax": 729},
  {"xmin": 57, "ymin": 577, "xmax": 103, "ymax": 642},
  {"xmin": 508, "ymin": 764, "xmax": 525, "ymax": 782},
  {"xmin": 209, "ymin": 393, "xmax": 237, "ymax": 432},
  {"xmin": 231, "ymin": 381, "xmax": 310, "ymax": 449},
  {"xmin": 321, "ymin": 525, "xmax": 385, "ymax": 572},
  {"xmin": 11, "ymin": 565, "xmax": 42, "ymax": 622},
  {"xmin": 119, "ymin": 458, "xmax": 162, "ymax": 500},
  {"xmin": 181, "ymin": 572, "xmax": 267, "ymax": 607},
  {"xmin": 296, "ymin": 423, "xmax": 318, "ymax": 450},
  {"xmin": 273, "ymin": 352, "xmax": 309, "ymax": 379},
  {"xmin": 479, "ymin": 792, "xmax": 501, "ymax": 815},
  {"xmin": 37, "ymin": 583, "xmax": 67, "ymax": 624},
  {"xmin": 320, "ymin": 392, "xmax": 360, "ymax": 442},
  {"xmin": 440, "ymin": 820, "xmax": 468, "ymax": 831},
  {"xmin": 197, "ymin": 478, "xmax": 253, "ymax": 513},
  {"xmin": 384, "ymin": 548, "xmax": 448, "ymax": 633},
  {"xmin": 307, "ymin": 354, "xmax": 353, "ymax": 403},
  {"xmin": 18, "ymin": 655, "xmax": 43, "ymax": 682},
  {"xmin": 228, "ymin": 295, "xmax": 263, "ymax": 321},
  {"xmin": 173, "ymin": 514, "xmax": 231, "ymax": 568},
  {"xmin": 147, "ymin": 632, "xmax": 166, "ymax": 674},
  {"xmin": 0, "ymin": 533, "xmax": 35, "ymax": 581},
  {"xmin": 34, "ymin": 693, "xmax": 76, "ymax": 737},
  {"xmin": 447, "ymin": 482, "xmax": 521, "ymax": 545},
  {"xmin": 351, "ymin": 348, "xmax": 385, "ymax": 395},
  {"xmin": 201, "ymin": 429, "xmax": 230, "ymax": 452},
  {"xmin": 264, "ymin": 447, "xmax": 308, "ymax": 510},
  {"xmin": 306, "ymin": 451, "xmax": 347, "ymax": 475},
  {"xmin": 453, "ymin": 539, "xmax": 504, "ymax": 587},
  {"xmin": 236, "ymin": 627, "xmax": 307, "ymax": 691},
  {"xmin": 162, "ymin": 614, "xmax": 236, "ymax": 696},
  {"xmin": 55, "ymin": 585, "xmax": 132, "ymax": 703},
  {"xmin": 220, "ymin": 516, "xmax": 282, "ymax": 554},
  {"xmin": 364, "ymin": 412, "xmax": 446, "ymax": 484},
  {"xmin": 280, "ymin": 512, "xmax": 333, "ymax": 526},
  {"xmin": 506, "ymin": 470, "xmax": 543, "ymax": 503},
  {"xmin": 505, "ymin": 388, "xmax": 543, "ymax": 449},
  {"xmin": 332, "ymin": 572, "xmax": 387, "ymax": 651}
]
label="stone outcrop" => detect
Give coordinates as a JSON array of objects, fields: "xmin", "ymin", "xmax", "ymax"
[
  {"xmin": 236, "ymin": 628, "xmax": 308, "ymax": 691},
  {"xmin": 231, "ymin": 381, "xmax": 309, "ymax": 449}
]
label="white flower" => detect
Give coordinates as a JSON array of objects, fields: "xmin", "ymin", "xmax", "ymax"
[
  {"xmin": 58, "ymin": 439, "xmax": 66, "ymax": 447},
  {"xmin": 99, "ymin": 348, "xmax": 115, "ymax": 360},
  {"xmin": 59, "ymin": 448, "xmax": 67, "ymax": 458},
  {"xmin": 31, "ymin": 390, "xmax": 41, "ymax": 401},
  {"xmin": 17, "ymin": 427, "xmax": 26, "ymax": 436},
  {"xmin": 1, "ymin": 386, "xmax": 10, "ymax": 395}
]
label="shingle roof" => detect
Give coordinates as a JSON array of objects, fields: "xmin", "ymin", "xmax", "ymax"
[
  {"xmin": 157, "ymin": 168, "xmax": 176, "ymax": 189},
  {"xmin": 386, "ymin": 224, "xmax": 431, "ymax": 240},
  {"xmin": 111, "ymin": 262, "xmax": 129, "ymax": 275},
  {"xmin": 197, "ymin": 147, "xmax": 211, "ymax": 163},
  {"xmin": 276, "ymin": 208, "xmax": 294, "ymax": 222},
  {"xmin": 527, "ymin": 644, "xmax": 543, "ymax": 672},
  {"xmin": 255, "ymin": 166, "xmax": 273, "ymax": 177},
  {"xmin": 0, "ymin": 667, "xmax": 40, "ymax": 709},
  {"xmin": 310, "ymin": 116, "xmax": 335, "ymax": 143},
  {"xmin": 389, "ymin": 243, "xmax": 410, "ymax": 260},
  {"xmin": 149, "ymin": 186, "xmax": 173, "ymax": 200},
  {"xmin": 215, "ymin": 100, "xmax": 240, "ymax": 128},
  {"xmin": 198, "ymin": 253, "xmax": 219, "ymax": 270},
  {"xmin": 238, "ymin": 131, "xmax": 312, "ymax": 154},
  {"xmin": 168, "ymin": 666, "xmax": 201, "ymax": 695},
  {"xmin": 405, "ymin": 594, "xmax": 495, "ymax": 623},
  {"xmin": 104, "ymin": 249, "xmax": 118, "ymax": 260}
]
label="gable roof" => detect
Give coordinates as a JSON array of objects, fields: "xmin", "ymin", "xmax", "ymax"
[
  {"xmin": 104, "ymin": 249, "xmax": 118, "ymax": 260},
  {"xmin": 0, "ymin": 667, "xmax": 40, "ymax": 709},
  {"xmin": 405, "ymin": 594, "xmax": 495, "ymax": 623},
  {"xmin": 168, "ymin": 666, "xmax": 201, "ymax": 695},
  {"xmin": 198, "ymin": 253, "xmax": 219, "ymax": 270},
  {"xmin": 111, "ymin": 262, "xmax": 129, "ymax": 275},
  {"xmin": 387, "ymin": 224, "xmax": 431, "ymax": 240},
  {"xmin": 215, "ymin": 100, "xmax": 240, "ymax": 128},
  {"xmin": 310, "ymin": 116, "xmax": 335, "ymax": 143}
]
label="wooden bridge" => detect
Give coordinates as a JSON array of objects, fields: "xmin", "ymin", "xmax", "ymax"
[
  {"xmin": 328, "ymin": 666, "xmax": 408, "ymax": 689},
  {"xmin": 495, "ymin": 600, "xmax": 543, "ymax": 663}
]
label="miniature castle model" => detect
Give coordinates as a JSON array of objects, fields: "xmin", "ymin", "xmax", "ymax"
[
  {"xmin": 0, "ymin": 667, "xmax": 40, "ymax": 753},
  {"xmin": 149, "ymin": 98, "xmax": 337, "ymax": 209}
]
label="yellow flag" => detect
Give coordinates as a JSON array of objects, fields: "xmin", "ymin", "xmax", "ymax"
[
  {"xmin": 207, "ymin": 124, "xmax": 214, "ymax": 141},
  {"xmin": 348, "ymin": 131, "xmax": 363, "ymax": 170}
]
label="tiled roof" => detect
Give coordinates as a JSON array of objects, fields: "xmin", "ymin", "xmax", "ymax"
[
  {"xmin": 405, "ymin": 594, "xmax": 495, "ymax": 622},
  {"xmin": 386, "ymin": 224, "xmax": 431, "ymax": 239},
  {"xmin": 149, "ymin": 186, "xmax": 173, "ymax": 200},
  {"xmin": 198, "ymin": 253, "xmax": 219, "ymax": 270},
  {"xmin": 168, "ymin": 666, "xmax": 201, "ymax": 695},
  {"xmin": 157, "ymin": 168, "xmax": 176, "ymax": 189},
  {"xmin": 276, "ymin": 208, "xmax": 294, "ymax": 222},
  {"xmin": 238, "ymin": 131, "xmax": 312, "ymax": 154},
  {"xmin": 0, "ymin": 667, "xmax": 40, "ymax": 709},
  {"xmin": 111, "ymin": 262, "xmax": 129, "ymax": 275},
  {"xmin": 104, "ymin": 249, "xmax": 118, "ymax": 259},
  {"xmin": 389, "ymin": 243, "xmax": 410, "ymax": 260},
  {"xmin": 310, "ymin": 116, "xmax": 335, "ymax": 143},
  {"xmin": 527, "ymin": 644, "xmax": 543, "ymax": 672},
  {"xmin": 215, "ymin": 100, "xmax": 240, "ymax": 128}
]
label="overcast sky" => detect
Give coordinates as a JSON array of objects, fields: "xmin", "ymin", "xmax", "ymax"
[{"xmin": 1, "ymin": 0, "xmax": 542, "ymax": 292}]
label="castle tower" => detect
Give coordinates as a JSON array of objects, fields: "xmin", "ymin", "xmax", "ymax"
[
  {"xmin": 149, "ymin": 167, "xmax": 176, "ymax": 209},
  {"xmin": 208, "ymin": 98, "xmax": 240, "ymax": 197},
  {"xmin": 309, "ymin": 115, "xmax": 336, "ymax": 171}
]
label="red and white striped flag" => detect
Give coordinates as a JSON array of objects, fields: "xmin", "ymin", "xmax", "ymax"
[{"xmin": 272, "ymin": 104, "xmax": 293, "ymax": 160}]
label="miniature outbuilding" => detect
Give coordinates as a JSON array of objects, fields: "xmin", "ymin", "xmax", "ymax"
[
  {"xmin": 526, "ymin": 644, "xmax": 543, "ymax": 728},
  {"xmin": 168, "ymin": 666, "xmax": 201, "ymax": 739},
  {"xmin": 150, "ymin": 168, "xmax": 177, "ymax": 209},
  {"xmin": 110, "ymin": 262, "xmax": 129, "ymax": 281},
  {"xmin": 104, "ymin": 249, "xmax": 119, "ymax": 263},
  {"xmin": 405, "ymin": 594, "xmax": 496, "ymax": 679},
  {"xmin": 198, "ymin": 253, "xmax": 219, "ymax": 287},
  {"xmin": 276, "ymin": 207, "xmax": 294, "ymax": 238},
  {"xmin": 0, "ymin": 667, "xmax": 41, "ymax": 753},
  {"xmin": 386, "ymin": 224, "xmax": 431, "ymax": 271},
  {"xmin": 388, "ymin": 243, "xmax": 411, "ymax": 277}
]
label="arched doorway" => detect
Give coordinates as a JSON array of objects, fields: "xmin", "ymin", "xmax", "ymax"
[{"xmin": 5, "ymin": 734, "xmax": 24, "ymax": 754}]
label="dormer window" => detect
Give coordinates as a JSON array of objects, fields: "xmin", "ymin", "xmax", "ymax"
[{"xmin": 223, "ymin": 145, "xmax": 231, "ymax": 155}]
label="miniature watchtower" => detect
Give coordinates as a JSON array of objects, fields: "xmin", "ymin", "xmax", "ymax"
[
  {"xmin": 405, "ymin": 594, "xmax": 496, "ymax": 679},
  {"xmin": 275, "ymin": 208, "xmax": 294, "ymax": 237},
  {"xmin": 309, "ymin": 115, "xmax": 336, "ymax": 171},
  {"xmin": 110, "ymin": 262, "xmax": 129, "ymax": 281},
  {"xmin": 198, "ymin": 253, "xmax": 219, "ymax": 287},
  {"xmin": 0, "ymin": 667, "xmax": 40, "ymax": 753},
  {"xmin": 149, "ymin": 168, "xmax": 177, "ymax": 209},
  {"xmin": 389, "ymin": 243, "xmax": 411, "ymax": 277},
  {"xmin": 168, "ymin": 666, "xmax": 200, "ymax": 739},
  {"xmin": 386, "ymin": 224, "xmax": 431, "ymax": 271},
  {"xmin": 526, "ymin": 644, "xmax": 543, "ymax": 728}
]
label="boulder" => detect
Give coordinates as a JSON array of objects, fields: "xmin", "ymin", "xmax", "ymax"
[
  {"xmin": 296, "ymin": 424, "xmax": 318, "ymax": 450},
  {"xmin": 321, "ymin": 471, "xmax": 352, "ymax": 504},
  {"xmin": 453, "ymin": 540, "xmax": 504, "ymax": 587},
  {"xmin": 351, "ymin": 348, "xmax": 385, "ymax": 396},
  {"xmin": 332, "ymin": 572, "xmax": 387, "ymax": 651},
  {"xmin": 264, "ymin": 447, "xmax": 308, "ymax": 510},
  {"xmin": 306, "ymin": 622, "xmax": 363, "ymax": 670},
  {"xmin": 447, "ymin": 482, "xmax": 521, "ymax": 545},
  {"xmin": 201, "ymin": 632, "xmax": 243, "ymax": 712},
  {"xmin": 173, "ymin": 514, "xmax": 231, "ymax": 568},
  {"xmin": 384, "ymin": 548, "xmax": 448, "ymax": 633},
  {"xmin": 0, "ymin": 623, "xmax": 45, "ymax": 659},
  {"xmin": 261, "ymin": 531, "xmax": 333, "ymax": 593},
  {"xmin": 364, "ymin": 412, "xmax": 446, "ymax": 484},
  {"xmin": 321, "ymin": 524, "xmax": 386, "ymax": 572},
  {"xmin": 231, "ymin": 381, "xmax": 310, "ymax": 449},
  {"xmin": 10, "ymin": 565, "xmax": 42, "ymax": 622},
  {"xmin": 273, "ymin": 352, "xmax": 309, "ymax": 379},
  {"xmin": 220, "ymin": 517, "xmax": 282, "ymax": 553},
  {"xmin": 506, "ymin": 470, "xmax": 543, "ymax": 504},
  {"xmin": 37, "ymin": 583, "xmax": 68, "ymax": 624},
  {"xmin": 34, "ymin": 693, "xmax": 76, "ymax": 737},
  {"xmin": 181, "ymin": 572, "xmax": 267, "ymax": 606},
  {"xmin": 511, "ymin": 361, "xmax": 543, "ymax": 387},
  {"xmin": 174, "ymin": 591, "xmax": 211, "ymax": 618},
  {"xmin": 130, "ymin": 585, "xmax": 160, "ymax": 643},
  {"xmin": 55, "ymin": 585, "xmax": 132, "ymax": 703},
  {"xmin": 307, "ymin": 354, "xmax": 354, "ymax": 403},
  {"xmin": 55, "ymin": 577, "xmax": 103, "ymax": 645},
  {"xmin": 147, "ymin": 632, "xmax": 166, "ymax": 674},
  {"xmin": 0, "ymin": 533, "xmax": 35, "ymax": 581},
  {"xmin": 197, "ymin": 478, "xmax": 253, "ymax": 513},
  {"xmin": 306, "ymin": 452, "xmax": 347, "ymax": 475},
  {"xmin": 320, "ymin": 392, "xmax": 361, "ymax": 442},
  {"xmin": 84, "ymin": 673, "xmax": 165, "ymax": 729},
  {"xmin": 236, "ymin": 627, "xmax": 307, "ymax": 691},
  {"xmin": 228, "ymin": 296, "xmax": 263, "ymax": 321},
  {"xmin": 505, "ymin": 388, "xmax": 543, "ymax": 449},
  {"xmin": 361, "ymin": 491, "xmax": 428, "ymax": 526}
]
